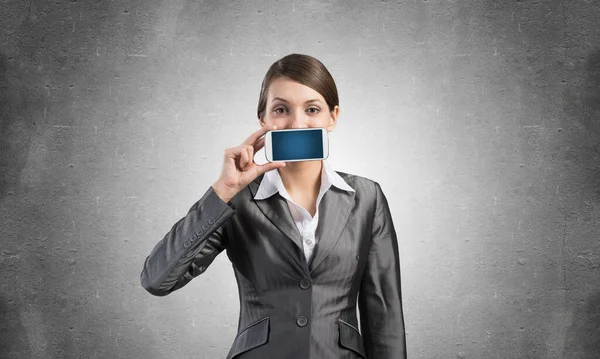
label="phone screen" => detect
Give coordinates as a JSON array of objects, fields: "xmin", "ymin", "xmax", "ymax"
[{"xmin": 272, "ymin": 129, "xmax": 324, "ymax": 161}]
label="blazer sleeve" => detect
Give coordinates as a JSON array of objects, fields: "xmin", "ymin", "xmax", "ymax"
[
  {"xmin": 358, "ymin": 181, "xmax": 407, "ymax": 359},
  {"xmin": 140, "ymin": 185, "xmax": 236, "ymax": 296}
]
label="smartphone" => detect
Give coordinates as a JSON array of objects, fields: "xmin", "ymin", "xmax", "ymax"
[{"xmin": 264, "ymin": 128, "xmax": 329, "ymax": 162}]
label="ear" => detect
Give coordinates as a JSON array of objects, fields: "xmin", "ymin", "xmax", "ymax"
[{"xmin": 327, "ymin": 105, "xmax": 340, "ymax": 132}]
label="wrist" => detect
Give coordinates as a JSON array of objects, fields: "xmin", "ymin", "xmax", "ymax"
[{"xmin": 212, "ymin": 182, "xmax": 235, "ymax": 203}]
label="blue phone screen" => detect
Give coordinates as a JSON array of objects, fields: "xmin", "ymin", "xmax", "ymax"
[{"xmin": 272, "ymin": 129, "xmax": 324, "ymax": 161}]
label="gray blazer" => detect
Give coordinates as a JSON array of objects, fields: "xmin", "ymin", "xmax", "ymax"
[{"xmin": 140, "ymin": 171, "xmax": 407, "ymax": 359}]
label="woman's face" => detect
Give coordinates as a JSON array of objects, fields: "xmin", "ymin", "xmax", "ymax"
[{"xmin": 259, "ymin": 76, "xmax": 339, "ymax": 132}]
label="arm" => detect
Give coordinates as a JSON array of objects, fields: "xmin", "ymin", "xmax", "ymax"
[
  {"xmin": 140, "ymin": 185, "xmax": 236, "ymax": 296},
  {"xmin": 358, "ymin": 181, "xmax": 407, "ymax": 359}
]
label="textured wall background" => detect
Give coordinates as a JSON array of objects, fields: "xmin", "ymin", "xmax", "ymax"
[{"xmin": 1, "ymin": 0, "xmax": 599, "ymax": 358}]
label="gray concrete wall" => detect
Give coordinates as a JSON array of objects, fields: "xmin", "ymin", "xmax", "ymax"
[{"xmin": 1, "ymin": 1, "xmax": 599, "ymax": 358}]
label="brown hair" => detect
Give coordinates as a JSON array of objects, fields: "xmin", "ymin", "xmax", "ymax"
[{"xmin": 257, "ymin": 53, "xmax": 339, "ymax": 119}]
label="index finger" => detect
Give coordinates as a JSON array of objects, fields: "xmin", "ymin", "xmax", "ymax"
[{"xmin": 243, "ymin": 124, "xmax": 277, "ymax": 146}]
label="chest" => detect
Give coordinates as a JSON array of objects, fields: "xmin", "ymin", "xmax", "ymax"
[
  {"xmin": 226, "ymin": 203, "xmax": 372, "ymax": 286},
  {"xmin": 289, "ymin": 193, "xmax": 318, "ymax": 218}
]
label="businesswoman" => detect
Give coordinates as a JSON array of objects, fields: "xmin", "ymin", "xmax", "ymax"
[{"xmin": 141, "ymin": 53, "xmax": 407, "ymax": 359}]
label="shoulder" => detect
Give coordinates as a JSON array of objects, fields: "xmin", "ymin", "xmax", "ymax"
[{"xmin": 334, "ymin": 170, "xmax": 382, "ymax": 201}]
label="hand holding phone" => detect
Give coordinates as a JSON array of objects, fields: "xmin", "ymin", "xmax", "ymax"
[{"xmin": 212, "ymin": 125, "xmax": 286, "ymax": 203}]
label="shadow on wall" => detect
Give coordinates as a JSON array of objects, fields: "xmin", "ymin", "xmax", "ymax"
[
  {"xmin": 582, "ymin": 49, "xmax": 600, "ymax": 136},
  {"xmin": 561, "ymin": 48, "xmax": 600, "ymax": 358},
  {"xmin": 566, "ymin": 292, "xmax": 600, "ymax": 358},
  {"xmin": 0, "ymin": 50, "xmax": 36, "ymax": 359},
  {"xmin": 563, "ymin": 47, "xmax": 600, "ymax": 195},
  {"xmin": 0, "ymin": 295, "xmax": 32, "ymax": 358},
  {"xmin": 0, "ymin": 50, "xmax": 35, "ymax": 201}
]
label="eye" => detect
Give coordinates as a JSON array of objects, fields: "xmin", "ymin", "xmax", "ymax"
[
  {"xmin": 307, "ymin": 107, "xmax": 320, "ymax": 114},
  {"xmin": 273, "ymin": 106, "xmax": 288, "ymax": 115}
]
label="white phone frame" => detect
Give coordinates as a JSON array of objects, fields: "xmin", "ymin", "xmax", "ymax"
[{"xmin": 264, "ymin": 127, "xmax": 329, "ymax": 162}]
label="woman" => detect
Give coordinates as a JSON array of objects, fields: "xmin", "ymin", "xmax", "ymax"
[{"xmin": 140, "ymin": 54, "xmax": 407, "ymax": 359}]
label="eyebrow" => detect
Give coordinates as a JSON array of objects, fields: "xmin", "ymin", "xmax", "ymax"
[{"xmin": 271, "ymin": 97, "xmax": 322, "ymax": 104}]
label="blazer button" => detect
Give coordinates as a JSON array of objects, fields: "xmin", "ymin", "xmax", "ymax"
[
  {"xmin": 194, "ymin": 229, "xmax": 203, "ymax": 236},
  {"xmin": 201, "ymin": 223, "xmax": 209, "ymax": 230},
  {"xmin": 299, "ymin": 278, "xmax": 311, "ymax": 290},
  {"xmin": 208, "ymin": 218, "xmax": 215, "ymax": 224},
  {"xmin": 183, "ymin": 240, "xmax": 191, "ymax": 248},
  {"xmin": 296, "ymin": 316, "xmax": 308, "ymax": 327}
]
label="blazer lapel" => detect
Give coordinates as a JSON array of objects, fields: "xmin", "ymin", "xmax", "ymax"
[
  {"xmin": 247, "ymin": 172, "xmax": 356, "ymax": 273},
  {"xmin": 309, "ymin": 183, "xmax": 355, "ymax": 273},
  {"xmin": 247, "ymin": 174, "xmax": 304, "ymax": 251}
]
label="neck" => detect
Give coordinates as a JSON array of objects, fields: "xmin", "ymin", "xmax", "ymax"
[{"xmin": 277, "ymin": 160, "xmax": 323, "ymax": 197}]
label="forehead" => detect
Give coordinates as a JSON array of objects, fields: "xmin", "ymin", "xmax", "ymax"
[{"xmin": 266, "ymin": 77, "xmax": 325, "ymax": 102}]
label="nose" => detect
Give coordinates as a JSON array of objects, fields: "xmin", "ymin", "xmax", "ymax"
[{"xmin": 289, "ymin": 109, "xmax": 308, "ymax": 129}]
